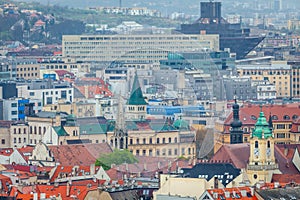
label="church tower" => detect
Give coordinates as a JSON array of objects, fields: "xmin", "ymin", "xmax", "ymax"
[
  {"xmin": 126, "ymin": 72, "xmax": 147, "ymax": 120},
  {"xmin": 230, "ymin": 99, "xmax": 243, "ymax": 144},
  {"xmin": 247, "ymin": 106, "xmax": 280, "ymax": 184}
]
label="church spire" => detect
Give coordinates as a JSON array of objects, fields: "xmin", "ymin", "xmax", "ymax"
[
  {"xmin": 127, "ymin": 72, "xmax": 147, "ymax": 105},
  {"xmin": 230, "ymin": 98, "xmax": 243, "ymax": 144}
]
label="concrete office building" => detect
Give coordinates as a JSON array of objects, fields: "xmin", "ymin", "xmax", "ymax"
[
  {"xmin": 62, "ymin": 34, "xmax": 219, "ymax": 63},
  {"xmin": 17, "ymin": 79, "xmax": 74, "ymax": 105}
]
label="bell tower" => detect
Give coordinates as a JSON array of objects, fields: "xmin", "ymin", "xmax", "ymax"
[
  {"xmin": 247, "ymin": 105, "xmax": 280, "ymax": 184},
  {"xmin": 230, "ymin": 99, "xmax": 243, "ymax": 144}
]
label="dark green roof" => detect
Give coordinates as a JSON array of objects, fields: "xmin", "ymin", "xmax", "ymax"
[
  {"xmin": 53, "ymin": 126, "xmax": 69, "ymax": 136},
  {"xmin": 127, "ymin": 73, "xmax": 147, "ymax": 105},
  {"xmin": 80, "ymin": 124, "xmax": 107, "ymax": 134},
  {"xmin": 252, "ymin": 111, "xmax": 273, "ymax": 139},
  {"xmin": 173, "ymin": 118, "xmax": 189, "ymax": 130}
]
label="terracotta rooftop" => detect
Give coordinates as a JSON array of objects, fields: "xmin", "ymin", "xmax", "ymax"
[
  {"xmin": 211, "ymin": 144, "xmax": 300, "ymax": 174},
  {"xmin": 48, "ymin": 143, "xmax": 113, "ymax": 166},
  {"xmin": 205, "ymin": 186, "xmax": 257, "ymax": 200},
  {"xmin": 272, "ymin": 174, "xmax": 300, "ymax": 184},
  {"xmin": 224, "ymin": 103, "xmax": 300, "ymax": 133}
]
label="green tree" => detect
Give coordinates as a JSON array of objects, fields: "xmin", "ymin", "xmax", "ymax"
[{"xmin": 95, "ymin": 149, "xmax": 138, "ymax": 170}]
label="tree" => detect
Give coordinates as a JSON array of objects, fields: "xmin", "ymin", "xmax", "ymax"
[{"xmin": 95, "ymin": 149, "xmax": 138, "ymax": 170}]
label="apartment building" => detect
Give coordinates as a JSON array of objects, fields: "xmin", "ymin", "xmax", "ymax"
[
  {"xmin": 62, "ymin": 34, "xmax": 219, "ymax": 63},
  {"xmin": 17, "ymin": 79, "xmax": 74, "ymax": 105},
  {"xmin": 1, "ymin": 98, "xmax": 42, "ymax": 121},
  {"xmin": 237, "ymin": 61, "xmax": 291, "ymax": 98}
]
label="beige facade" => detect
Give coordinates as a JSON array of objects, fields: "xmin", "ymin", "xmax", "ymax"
[
  {"xmin": 153, "ymin": 176, "xmax": 210, "ymax": 200},
  {"xmin": 40, "ymin": 61, "xmax": 90, "ymax": 78},
  {"xmin": 237, "ymin": 61, "xmax": 291, "ymax": 98},
  {"xmin": 0, "ymin": 122, "xmax": 11, "ymax": 148},
  {"xmin": 43, "ymin": 101, "xmax": 97, "ymax": 118},
  {"xmin": 14, "ymin": 63, "xmax": 40, "ymax": 80},
  {"xmin": 26, "ymin": 114, "xmax": 61, "ymax": 145},
  {"xmin": 10, "ymin": 123, "xmax": 30, "ymax": 148},
  {"xmin": 62, "ymin": 34, "xmax": 219, "ymax": 63},
  {"xmin": 107, "ymin": 129, "xmax": 196, "ymax": 159}
]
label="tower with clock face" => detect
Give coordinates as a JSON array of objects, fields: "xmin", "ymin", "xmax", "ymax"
[{"xmin": 247, "ymin": 107, "xmax": 280, "ymax": 184}]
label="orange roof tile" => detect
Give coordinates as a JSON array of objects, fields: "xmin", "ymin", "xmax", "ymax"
[{"xmin": 48, "ymin": 143, "xmax": 113, "ymax": 166}]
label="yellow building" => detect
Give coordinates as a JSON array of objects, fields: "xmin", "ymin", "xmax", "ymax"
[
  {"xmin": 246, "ymin": 110, "xmax": 281, "ymax": 184},
  {"xmin": 237, "ymin": 61, "xmax": 291, "ymax": 98},
  {"xmin": 214, "ymin": 103, "xmax": 300, "ymax": 153},
  {"xmin": 43, "ymin": 101, "xmax": 96, "ymax": 118}
]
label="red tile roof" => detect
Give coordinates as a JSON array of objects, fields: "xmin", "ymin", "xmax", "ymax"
[
  {"xmin": 49, "ymin": 165, "xmax": 103, "ymax": 183},
  {"xmin": 0, "ymin": 148, "xmax": 13, "ymax": 156},
  {"xmin": 48, "ymin": 143, "xmax": 113, "ymax": 166},
  {"xmin": 206, "ymin": 186, "xmax": 257, "ymax": 200},
  {"xmin": 272, "ymin": 174, "xmax": 300, "ymax": 184},
  {"xmin": 0, "ymin": 174, "xmax": 12, "ymax": 192},
  {"xmin": 36, "ymin": 184, "xmax": 97, "ymax": 200},
  {"xmin": 224, "ymin": 103, "xmax": 300, "ymax": 133},
  {"xmin": 211, "ymin": 144, "xmax": 300, "ymax": 174}
]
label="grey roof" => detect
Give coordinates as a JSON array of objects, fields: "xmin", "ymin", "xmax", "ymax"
[
  {"xmin": 256, "ymin": 187, "xmax": 300, "ymax": 200},
  {"xmin": 35, "ymin": 111, "xmax": 68, "ymax": 118},
  {"xmin": 181, "ymin": 163, "xmax": 241, "ymax": 187},
  {"xmin": 73, "ymin": 87, "xmax": 85, "ymax": 99}
]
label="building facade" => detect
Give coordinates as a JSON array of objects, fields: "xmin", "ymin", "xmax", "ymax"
[{"xmin": 62, "ymin": 34, "xmax": 219, "ymax": 63}]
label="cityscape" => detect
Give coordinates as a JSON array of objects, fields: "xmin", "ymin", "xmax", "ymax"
[{"xmin": 0, "ymin": 0, "xmax": 300, "ymax": 199}]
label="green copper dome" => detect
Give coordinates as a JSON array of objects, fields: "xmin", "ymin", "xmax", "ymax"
[
  {"xmin": 252, "ymin": 111, "xmax": 273, "ymax": 139},
  {"xmin": 173, "ymin": 117, "xmax": 189, "ymax": 130}
]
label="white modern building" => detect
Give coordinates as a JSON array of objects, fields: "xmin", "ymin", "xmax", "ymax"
[{"xmin": 62, "ymin": 34, "xmax": 219, "ymax": 63}]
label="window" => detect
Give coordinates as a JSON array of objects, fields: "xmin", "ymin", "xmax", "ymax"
[
  {"xmin": 267, "ymin": 141, "xmax": 270, "ymax": 148},
  {"xmin": 61, "ymin": 91, "xmax": 67, "ymax": 99},
  {"xmin": 23, "ymin": 138, "xmax": 26, "ymax": 143},
  {"xmin": 168, "ymin": 137, "xmax": 172, "ymax": 143},
  {"xmin": 149, "ymin": 149, "xmax": 153, "ymax": 156},
  {"xmin": 156, "ymin": 149, "xmax": 160, "ymax": 156},
  {"xmin": 276, "ymin": 124, "xmax": 285, "ymax": 129},
  {"xmin": 255, "ymin": 141, "xmax": 258, "ymax": 148},
  {"xmin": 174, "ymin": 137, "xmax": 177, "ymax": 143},
  {"xmin": 1, "ymin": 139, "xmax": 5, "ymax": 144},
  {"xmin": 143, "ymin": 138, "xmax": 146, "ymax": 144},
  {"xmin": 136, "ymin": 150, "xmax": 140, "ymax": 156},
  {"xmin": 276, "ymin": 133, "xmax": 285, "ymax": 138},
  {"xmin": 11, "ymin": 103, "xmax": 17, "ymax": 107},
  {"xmin": 162, "ymin": 138, "xmax": 166, "ymax": 144},
  {"xmin": 188, "ymin": 148, "xmax": 191, "ymax": 155},
  {"xmin": 174, "ymin": 149, "xmax": 178, "ymax": 155},
  {"xmin": 11, "ymin": 111, "xmax": 17, "ymax": 115},
  {"xmin": 136, "ymin": 138, "xmax": 139, "ymax": 144},
  {"xmin": 149, "ymin": 138, "xmax": 152, "ymax": 144},
  {"xmin": 130, "ymin": 138, "xmax": 133, "ymax": 145},
  {"xmin": 156, "ymin": 138, "xmax": 160, "ymax": 144},
  {"xmin": 143, "ymin": 150, "xmax": 146, "ymax": 156},
  {"xmin": 29, "ymin": 92, "xmax": 35, "ymax": 96},
  {"xmin": 181, "ymin": 148, "xmax": 185, "ymax": 155},
  {"xmin": 168, "ymin": 149, "xmax": 172, "ymax": 156},
  {"xmin": 283, "ymin": 115, "xmax": 290, "ymax": 120},
  {"xmin": 14, "ymin": 138, "xmax": 16, "ymax": 143},
  {"xmin": 18, "ymin": 138, "xmax": 21, "ymax": 143}
]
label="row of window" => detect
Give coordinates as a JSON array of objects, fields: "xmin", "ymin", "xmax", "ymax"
[
  {"xmin": 133, "ymin": 147, "xmax": 194, "ymax": 156},
  {"xmin": 14, "ymin": 126, "xmax": 47, "ymax": 135},
  {"xmin": 129, "ymin": 137, "xmax": 178, "ymax": 145}
]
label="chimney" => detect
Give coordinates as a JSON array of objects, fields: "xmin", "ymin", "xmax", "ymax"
[
  {"xmin": 66, "ymin": 182, "xmax": 70, "ymax": 197},
  {"xmin": 250, "ymin": 187, "xmax": 255, "ymax": 196},
  {"xmin": 241, "ymin": 190, "xmax": 247, "ymax": 197},
  {"xmin": 90, "ymin": 163, "xmax": 95, "ymax": 175},
  {"xmin": 224, "ymin": 191, "xmax": 230, "ymax": 198}
]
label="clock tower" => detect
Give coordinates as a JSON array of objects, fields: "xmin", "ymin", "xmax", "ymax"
[{"xmin": 247, "ymin": 106, "xmax": 280, "ymax": 184}]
